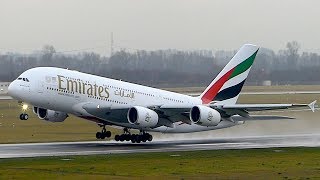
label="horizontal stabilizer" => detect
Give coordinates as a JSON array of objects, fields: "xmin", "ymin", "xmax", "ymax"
[{"xmin": 308, "ymin": 100, "xmax": 317, "ymax": 112}]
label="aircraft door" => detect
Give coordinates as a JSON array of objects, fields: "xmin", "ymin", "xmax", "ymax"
[{"xmin": 37, "ymin": 80, "xmax": 45, "ymax": 94}]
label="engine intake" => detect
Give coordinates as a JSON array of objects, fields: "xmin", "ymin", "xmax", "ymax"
[
  {"xmin": 37, "ymin": 108, "xmax": 68, "ymax": 122},
  {"xmin": 190, "ymin": 105, "xmax": 221, "ymax": 126},
  {"xmin": 33, "ymin": 106, "xmax": 38, "ymax": 115},
  {"xmin": 127, "ymin": 106, "xmax": 158, "ymax": 128}
]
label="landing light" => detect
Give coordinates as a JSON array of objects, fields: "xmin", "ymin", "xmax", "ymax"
[{"xmin": 22, "ymin": 104, "xmax": 29, "ymax": 111}]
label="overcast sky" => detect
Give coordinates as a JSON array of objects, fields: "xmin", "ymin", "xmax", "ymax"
[{"xmin": 0, "ymin": 0, "xmax": 319, "ymax": 55}]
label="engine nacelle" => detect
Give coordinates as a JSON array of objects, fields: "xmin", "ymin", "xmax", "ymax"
[
  {"xmin": 127, "ymin": 106, "xmax": 158, "ymax": 128},
  {"xmin": 190, "ymin": 105, "xmax": 221, "ymax": 126},
  {"xmin": 33, "ymin": 106, "xmax": 38, "ymax": 115},
  {"xmin": 37, "ymin": 108, "xmax": 68, "ymax": 122}
]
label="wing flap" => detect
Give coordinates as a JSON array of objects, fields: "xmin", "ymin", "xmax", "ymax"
[
  {"xmin": 232, "ymin": 115, "xmax": 295, "ymax": 121},
  {"xmin": 211, "ymin": 101, "xmax": 316, "ymax": 112}
]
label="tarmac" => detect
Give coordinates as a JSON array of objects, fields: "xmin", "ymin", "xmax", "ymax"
[{"xmin": 0, "ymin": 134, "xmax": 319, "ymax": 159}]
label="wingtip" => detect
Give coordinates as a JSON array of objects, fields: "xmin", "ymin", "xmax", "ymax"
[{"xmin": 308, "ymin": 100, "xmax": 317, "ymax": 112}]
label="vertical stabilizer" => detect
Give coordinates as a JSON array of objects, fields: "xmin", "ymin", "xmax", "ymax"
[{"xmin": 200, "ymin": 44, "xmax": 259, "ymax": 105}]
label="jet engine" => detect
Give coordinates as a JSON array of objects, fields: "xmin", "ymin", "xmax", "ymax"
[
  {"xmin": 190, "ymin": 105, "xmax": 221, "ymax": 126},
  {"xmin": 127, "ymin": 106, "xmax": 158, "ymax": 128},
  {"xmin": 37, "ymin": 108, "xmax": 68, "ymax": 122},
  {"xmin": 33, "ymin": 106, "xmax": 38, "ymax": 115}
]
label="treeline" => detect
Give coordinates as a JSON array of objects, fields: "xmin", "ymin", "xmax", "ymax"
[{"xmin": 0, "ymin": 41, "xmax": 320, "ymax": 87}]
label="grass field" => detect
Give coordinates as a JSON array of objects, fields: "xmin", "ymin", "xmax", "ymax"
[
  {"xmin": 0, "ymin": 148, "xmax": 319, "ymax": 179},
  {"xmin": 0, "ymin": 100, "xmax": 123, "ymax": 143},
  {"xmin": 0, "ymin": 85, "xmax": 319, "ymax": 144}
]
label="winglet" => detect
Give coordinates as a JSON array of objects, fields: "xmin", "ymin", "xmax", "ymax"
[{"xmin": 308, "ymin": 100, "xmax": 317, "ymax": 112}]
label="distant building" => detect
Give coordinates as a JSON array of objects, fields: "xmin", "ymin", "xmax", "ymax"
[
  {"xmin": 262, "ymin": 80, "xmax": 272, "ymax": 86},
  {"xmin": 0, "ymin": 82, "xmax": 11, "ymax": 94}
]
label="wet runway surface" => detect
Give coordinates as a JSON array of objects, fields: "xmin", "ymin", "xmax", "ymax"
[{"xmin": 0, "ymin": 134, "xmax": 320, "ymax": 158}]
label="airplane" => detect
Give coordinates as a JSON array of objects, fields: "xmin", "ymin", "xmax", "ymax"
[{"xmin": 8, "ymin": 44, "xmax": 317, "ymax": 143}]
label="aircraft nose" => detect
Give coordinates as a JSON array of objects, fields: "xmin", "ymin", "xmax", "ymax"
[{"xmin": 8, "ymin": 81, "xmax": 19, "ymax": 99}]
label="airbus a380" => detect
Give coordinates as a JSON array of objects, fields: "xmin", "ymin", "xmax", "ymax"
[{"xmin": 8, "ymin": 44, "xmax": 316, "ymax": 143}]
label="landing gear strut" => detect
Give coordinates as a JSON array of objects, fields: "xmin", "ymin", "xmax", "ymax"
[
  {"xmin": 19, "ymin": 103, "xmax": 29, "ymax": 120},
  {"xmin": 96, "ymin": 125, "xmax": 111, "ymax": 139},
  {"xmin": 115, "ymin": 128, "xmax": 153, "ymax": 143}
]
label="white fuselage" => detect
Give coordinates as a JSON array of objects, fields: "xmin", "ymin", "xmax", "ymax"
[{"xmin": 8, "ymin": 67, "xmax": 238, "ymax": 133}]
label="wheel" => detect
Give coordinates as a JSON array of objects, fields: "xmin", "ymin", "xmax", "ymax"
[
  {"xmin": 105, "ymin": 131, "xmax": 111, "ymax": 138},
  {"xmin": 131, "ymin": 135, "xmax": 136, "ymax": 143},
  {"xmin": 115, "ymin": 135, "xmax": 120, "ymax": 141},
  {"xmin": 96, "ymin": 132, "xmax": 102, "ymax": 139},
  {"xmin": 23, "ymin": 114, "xmax": 29, "ymax": 120},
  {"xmin": 119, "ymin": 135, "xmax": 125, "ymax": 142},
  {"xmin": 135, "ymin": 135, "xmax": 141, "ymax": 143},
  {"xmin": 100, "ymin": 133, "xmax": 106, "ymax": 139},
  {"xmin": 19, "ymin": 114, "xmax": 24, "ymax": 120},
  {"xmin": 125, "ymin": 134, "xmax": 131, "ymax": 141},
  {"xmin": 147, "ymin": 134, "xmax": 153, "ymax": 142}
]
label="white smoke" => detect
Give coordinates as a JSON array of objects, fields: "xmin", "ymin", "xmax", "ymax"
[{"xmin": 152, "ymin": 110, "xmax": 320, "ymax": 141}]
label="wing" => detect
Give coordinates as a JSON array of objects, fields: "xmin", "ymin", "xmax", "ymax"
[
  {"xmin": 81, "ymin": 102, "xmax": 130, "ymax": 125},
  {"xmin": 209, "ymin": 100, "xmax": 317, "ymax": 118},
  {"xmin": 81, "ymin": 103, "xmax": 181, "ymax": 128},
  {"xmin": 159, "ymin": 101, "xmax": 317, "ymax": 122},
  {"xmin": 79, "ymin": 100, "xmax": 316, "ymax": 128}
]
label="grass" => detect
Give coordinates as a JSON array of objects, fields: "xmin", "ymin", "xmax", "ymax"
[
  {"xmin": 0, "ymin": 85, "xmax": 319, "ymax": 144},
  {"xmin": 0, "ymin": 100, "xmax": 123, "ymax": 143},
  {"xmin": 0, "ymin": 148, "xmax": 320, "ymax": 179}
]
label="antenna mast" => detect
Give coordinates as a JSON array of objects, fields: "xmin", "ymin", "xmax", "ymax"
[{"xmin": 110, "ymin": 32, "xmax": 114, "ymax": 56}]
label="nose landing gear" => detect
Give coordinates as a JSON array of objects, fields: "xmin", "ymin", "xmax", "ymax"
[
  {"xmin": 19, "ymin": 113, "xmax": 29, "ymax": 120},
  {"xmin": 19, "ymin": 103, "xmax": 29, "ymax": 120},
  {"xmin": 96, "ymin": 125, "xmax": 111, "ymax": 139}
]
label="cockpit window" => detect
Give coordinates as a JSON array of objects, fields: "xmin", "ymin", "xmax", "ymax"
[{"xmin": 17, "ymin": 77, "xmax": 29, "ymax": 82}]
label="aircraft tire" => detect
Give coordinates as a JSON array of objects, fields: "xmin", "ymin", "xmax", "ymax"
[
  {"xmin": 105, "ymin": 131, "xmax": 111, "ymax": 138},
  {"xmin": 125, "ymin": 134, "xmax": 131, "ymax": 141},
  {"xmin": 119, "ymin": 135, "xmax": 125, "ymax": 142},
  {"xmin": 23, "ymin": 114, "xmax": 29, "ymax": 120},
  {"xmin": 115, "ymin": 135, "xmax": 120, "ymax": 141},
  {"xmin": 147, "ymin": 134, "xmax": 153, "ymax": 142},
  {"xmin": 131, "ymin": 135, "xmax": 137, "ymax": 143},
  {"xmin": 135, "ymin": 135, "xmax": 141, "ymax": 143},
  {"xmin": 96, "ymin": 132, "xmax": 102, "ymax": 139}
]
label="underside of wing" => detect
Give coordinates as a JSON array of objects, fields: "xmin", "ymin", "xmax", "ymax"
[
  {"xmin": 232, "ymin": 115, "xmax": 295, "ymax": 121},
  {"xmin": 210, "ymin": 100, "xmax": 317, "ymax": 118},
  {"xmin": 77, "ymin": 100, "xmax": 316, "ymax": 129}
]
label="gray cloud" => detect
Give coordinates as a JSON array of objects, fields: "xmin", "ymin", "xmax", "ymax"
[{"xmin": 0, "ymin": 0, "xmax": 319, "ymax": 55}]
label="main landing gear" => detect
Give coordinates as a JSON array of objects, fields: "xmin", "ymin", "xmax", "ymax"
[
  {"xmin": 115, "ymin": 128, "xmax": 153, "ymax": 143},
  {"xmin": 96, "ymin": 125, "xmax": 111, "ymax": 139}
]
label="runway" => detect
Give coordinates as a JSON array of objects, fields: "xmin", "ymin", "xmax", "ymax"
[{"xmin": 0, "ymin": 134, "xmax": 320, "ymax": 159}]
